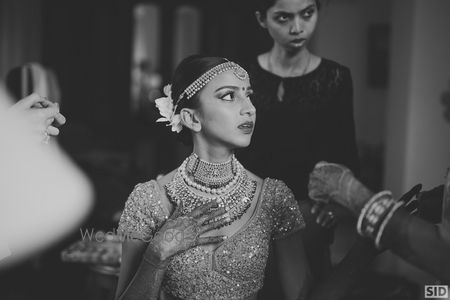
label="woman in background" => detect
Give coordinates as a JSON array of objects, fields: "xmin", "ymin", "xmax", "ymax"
[{"xmin": 238, "ymin": 0, "xmax": 359, "ymax": 292}]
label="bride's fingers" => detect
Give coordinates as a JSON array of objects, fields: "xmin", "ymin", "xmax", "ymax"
[
  {"xmin": 196, "ymin": 235, "xmax": 227, "ymax": 246},
  {"xmin": 188, "ymin": 201, "xmax": 219, "ymax": 219},
  {"xmin": 200, "ymin": 215, "xmax": 231, "ymax": 234},
  {"xmin": 197, "ymin": 207, "xmax": 227, "ymax": 225}
]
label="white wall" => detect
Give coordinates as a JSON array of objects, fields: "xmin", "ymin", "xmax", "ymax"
[
  {"xmin": 385, "ymin": 0, "xmax": 450, "ymax": 195},
  {"xmin": 403, "ymin": 0, "xmax": 450, "ymax": 191}
]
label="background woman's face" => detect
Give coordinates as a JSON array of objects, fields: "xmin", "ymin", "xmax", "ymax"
[
  {"xmin": 195, "ymin": 70, "xmax": 256, "ymax": 150},
  {"xmin": 262, "ymin": 0, "xmax": 319, "ymax": 51}
]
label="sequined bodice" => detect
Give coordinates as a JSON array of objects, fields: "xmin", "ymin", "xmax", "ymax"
[
  {"xmin": 118, "ymin": 178, "xmax": 304, "ymax": 300},
  {"xmin": 163, "ymin": 180, "xmax": 272, "ymax": 300}
]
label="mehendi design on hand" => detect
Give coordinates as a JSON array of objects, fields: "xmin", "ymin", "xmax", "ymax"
[{"xmin": 145, "ymin": 201, "xmax": 229, "ymax": 262}]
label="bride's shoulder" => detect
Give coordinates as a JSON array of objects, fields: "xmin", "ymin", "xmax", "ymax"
[
  {"xmin": 246, "ymin": 169, "xmax": 264, "ymax": 186},
  {"xmin": 245, "ymin": 171, "xmax": 292, "ymax": 194},
  {"xmin": 156, "ymin": 169, "xmax": 177, "ymax": 187},
  {"xmin": 257, "ymin": 177, "xmax": 294, "ymax": 198}
]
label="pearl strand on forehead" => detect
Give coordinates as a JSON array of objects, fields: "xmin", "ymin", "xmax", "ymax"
[{"xmin": 176, "ymin": 61, "xmax": 249, "ymax": 106}]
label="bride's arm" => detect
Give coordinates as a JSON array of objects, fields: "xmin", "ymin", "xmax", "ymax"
[
  {"xmin": 115, "ymin": 240, "xmax": 167, "ymax": 300},
  {"xmin": 275, "ymin": 230, "xmax": 312, "ymax": 300}
]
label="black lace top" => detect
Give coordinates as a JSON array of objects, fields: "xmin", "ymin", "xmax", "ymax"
[{"xmin": 238, "ymin": 57, "xmax": 359, "ymax": 200}]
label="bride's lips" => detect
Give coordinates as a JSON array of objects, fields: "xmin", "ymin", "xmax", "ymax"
[
  {"xmin": 238, "ymin": 121, "xmax": 254, "ymax": 133},
  {"xmin": 291, "ymin": 38, "xmax": 306, "ymax": 45}
]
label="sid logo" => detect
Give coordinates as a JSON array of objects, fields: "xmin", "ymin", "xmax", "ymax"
[{"xmin": 425, "ymin": 285, "xmax": 449, "ymax": 298}]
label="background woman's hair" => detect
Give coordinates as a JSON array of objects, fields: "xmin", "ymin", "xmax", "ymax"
[
  {"xmin": 171, "ymin": 55, "xmax": 228, "ymax": 145},
  {"xmin": 254, "ymin": 0, "xmax": 322, "ymax": 15}
]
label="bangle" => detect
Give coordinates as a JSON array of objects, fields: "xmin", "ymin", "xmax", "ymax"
[
  {"xmin": 357, "ymin": 191, "xmax": 392, "ymax": 235},
  {"xmin": 374, "ymin": 201, "xmax": 404, "ymax": 249},
  {"xmin": 363, "ymin": 196, "xmax": 395, "ymax": 238}
]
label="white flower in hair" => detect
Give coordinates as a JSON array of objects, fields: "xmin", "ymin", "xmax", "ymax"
[{"xmin": 155, "ymin": 84, "xmax": 183, "ymax": 133}]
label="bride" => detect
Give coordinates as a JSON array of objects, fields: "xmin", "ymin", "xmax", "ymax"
[{"xmin": 115, "ymin": 55, "xmax": 311, "ymax": 300}]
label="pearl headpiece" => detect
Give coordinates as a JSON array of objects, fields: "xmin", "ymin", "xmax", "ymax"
[{"xmin": 178, "ymin": 61, "xmax": 249, "ymax": 102}]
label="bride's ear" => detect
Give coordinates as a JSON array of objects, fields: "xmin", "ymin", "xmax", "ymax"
[{"xmin": 180, "ymin": 108, "xmax": 201, "ymax": 132}]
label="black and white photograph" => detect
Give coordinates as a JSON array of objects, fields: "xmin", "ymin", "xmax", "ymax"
[{"xmin": 1, "ymin": 0, "xmax": 449, "ymax": 299}]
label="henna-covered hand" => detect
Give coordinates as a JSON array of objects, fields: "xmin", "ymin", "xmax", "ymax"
[
  {"xmin": 308, "ymin": 161, "xmax": 373, "ymax": 215},
  {"xmin": 145, "ymin": 201, "xmax": 229, "ymax": 263}
]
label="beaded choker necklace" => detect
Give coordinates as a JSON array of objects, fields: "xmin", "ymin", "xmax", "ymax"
[
  {"xmin": 166, "ymin": 153, "xmax": 257, "ymax": 227},
  {"xmin": 185, "ymin": 153, "xmax": 237, "ymax": 189}
]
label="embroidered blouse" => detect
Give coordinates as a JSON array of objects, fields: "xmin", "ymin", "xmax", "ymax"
[{"xmin": 118, "ymin": 178, "xmax": 305, "ymax": 300}]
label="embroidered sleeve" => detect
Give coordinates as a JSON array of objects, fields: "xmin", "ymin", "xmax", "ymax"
[
  {"xmin": 271, "ymin": 180, "xmax": 305, "ymax": 240},
  {"xmin": 118, "ymin": 180, "xmax": 168, "ymax": 242}
]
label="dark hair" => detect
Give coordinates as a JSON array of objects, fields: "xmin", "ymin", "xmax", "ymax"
[
  {"xmin": 255, "ymin": 0, "xmax": 321, "ymax": 15},
  {"xmin": 171, "ymin": 55, "xmax": 228, "ymax": 145}
]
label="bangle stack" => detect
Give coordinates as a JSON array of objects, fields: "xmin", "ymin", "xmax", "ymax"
[
  {"xmin": 357, "ymin": 190, "xmax": 404, "ymax": 249},
  {"xmin": 374, "ymin": 201, "xmax": 404, "ymax": 249}
]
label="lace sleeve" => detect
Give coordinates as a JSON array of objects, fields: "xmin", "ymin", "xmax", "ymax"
[
  {"xmin": 118, "ymin": 180, "xmax": 168, "ymax": 242},
  {"xmin": 271, "ymin": 180, "xmax": 306, "ymax": 240}
]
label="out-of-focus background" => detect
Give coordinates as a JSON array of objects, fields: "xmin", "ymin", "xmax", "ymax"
[{"xmin": 0, "ymin": 0, "xmax": 449, "ymax": 299}]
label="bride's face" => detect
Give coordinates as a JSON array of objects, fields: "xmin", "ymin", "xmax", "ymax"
[{"xmin": 194, "ymin": 70, "xmax": 256, "ymax": 150}]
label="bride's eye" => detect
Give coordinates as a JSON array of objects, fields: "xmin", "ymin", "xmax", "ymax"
[{"xmin": 221, "ymin": 92, "xmax": 235, "ymax": 101}]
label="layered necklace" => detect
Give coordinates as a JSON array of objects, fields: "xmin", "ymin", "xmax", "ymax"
[{"xmin": 166, "ymin": 153, "xmax": 257, "ymax": 227}]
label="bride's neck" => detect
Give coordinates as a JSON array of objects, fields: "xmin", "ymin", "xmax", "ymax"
[{"xmin": 192, "ymin": 145, "xmax": 234, "ymax": 164}]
